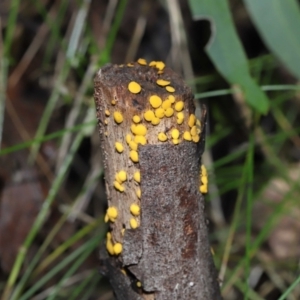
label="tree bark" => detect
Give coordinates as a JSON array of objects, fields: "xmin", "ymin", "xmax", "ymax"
[{"xmin": 94, "ymin": 62, "xmax": 221, "ymax": 299}]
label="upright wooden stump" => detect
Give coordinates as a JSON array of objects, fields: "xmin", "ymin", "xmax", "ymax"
[{"xmin": 94, "ymin": 60, "xmax": 221, "ymax": 300}]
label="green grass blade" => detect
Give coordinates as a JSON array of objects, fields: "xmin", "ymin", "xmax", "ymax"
[
  {"xmin": 278, "ymin": 274, "xmax": 300, "ymax": 300},
  {"xmin": 188, "ymin": 0, "xmax": 270, "ymax": 114},
  {"xmin": 244, "ymin": 0, "xmax": 300, "ymax": 80}
]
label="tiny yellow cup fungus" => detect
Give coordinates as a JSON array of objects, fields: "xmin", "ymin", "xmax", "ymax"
[
  {"xmin": 113, "ymin": 243, "xmax": 123, "ymax": 255},
  {"xmin": 115, "ymin": 142, "xmax": 124, "ymax": 153},
  {"xmin": 200, "ymin": 184, "xmax": 208, "ymax": 194},
  {"xmin": 111, "ymin": 99, "xmax": 116, "ymax": 105},
  {"xmin": 136, "ymin": 188, "xmax": 141, "ymax": 199},
  {"xmin": 133, "ymin": 171, "xmax": 141, "ymax": 183},
  {"xmin": 166, "ymin": 86, "xmax": 175, "ymax": 93},
  {"xmin": 126, "ymin": 134, "xmax": 132, "ymax": 144},
  {"xmin": 188, "ymin": 114, "xmax": 196, "ymax": 127},
  {"xmin": 117, "ymin": 170, "xmax": 127, "ymax": 182},
  {"xmin": 155, "ymin": 108, "xmax": 165, "ymax": 118},
  {"xmin": 192, "ymin": 135, "xmax": 200, "ymax": 143},
  {"xmin": 171, "ymin": 129, "xmax": 180, "ymax": 139},
  {"xmin": 134, "ymin": 135, "xmax": 147, "ymax": 145},
  {"xmin": 151, "ymin": 117, "xmax": 160, "ymax": 125},
  {"xmin": 133, "ymin": 115, "xmax": 141, "ymax": 123},
  {"xmin": 196, "ymin": 119, "xmax": 201, "ymax": 127},
  {"xmin": 129, "ymin": 140, "xmax": 138, "ymax": 151},
  {"xmin": 134, "ymin": 124, "xmax": 147, "ymax": 136},
  {"xmin": 113, "ymin": 111, "xmax": 124, "ymax": 124},
  {"xmin": 130, "ymin": 218, "xmax": 138, "ymax": 229},
  {"xmin": 172, "ymin": 138, "xmax": 180, "ymax": 145},
  {"xmin": 201, "ymin": 165, "xmax": 207, "ymax": 176},
  {"xmin": 183, "ymin": 131, "xmax": 192, "ymax": 141},
  {"xmin": 114, "ymin": 180, "xmax": 125, "ymax": 192},
  {"xmin": 130, "ymin": 203, "xmax": 140, "ymax": 216},
  {"xmin": 156, "ymin": 79, "xmax": 170, "ymax": 86},
  {"xmin": 149, "ymin": 95, "xmax": 162, "ymax": 108},
  {"xmin": 166, "ymin": 95, "xmax": 175, "ymax": 103},
  {"xmin": 162, "ymin": 100, "xmax": 172, "ymax": 110},
  {"xmin": 106, "ymin": 237, "xmax": 115, "ymax": 255},
  {"xmin": 144, "ymin": 110, "xmax": 155, "ymax": 122},
  {"xmin": 105, "ymin": 109, "xmax": 110, "ymax": 116},
  {"xmin": 136, "ymin": 281, "xmax": 142, "ymax": 288},
  {"xmin": 130, "ymin": 150, "xmax": 139, "ymax": 162},
  {"xmin": 164, "ymin": 107, "xmax": 174, "ymax": 117},
  {"xmin": 201, "ymin": 176, "xmax": 208, "ymax": 185},
  {"xmin": 104, "ymin": 213, "xmax": 109, "ymax": 223},
  {"xmin": 128, "ymin": 81, "xmax": 141, "ymax": 94},
  {"xmin": 107, "ymin": 206, "xmax": 118, "ymax": 221},
  {"xmin": 155, "ymin": 61, "xmax": 165, "ymax": 71},
  {"xmin": 177, "ymin": 118, "xmax": 184, "ymax": 125},
  {"xmin": 190, "ymin": 126, "xmax": 198, "ymax": 136},
  {"xmin": 158, "ymin": 132, "xmax": 167, "ymax": 142},
  {"xmin": 174, "ymin": 101, "xmax": 184, "ymax": 112},
  {"xmin": 137, "ymin": 58, "xmax": 147, "ymax": 65}
]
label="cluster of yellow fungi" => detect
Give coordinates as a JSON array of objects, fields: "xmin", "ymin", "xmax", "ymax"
[
  {"xmin": 103, "ymin": 58, "xmax": 205, "ymax": 259},
  {"xmin": 200, "ymin": 165, "xmax": 208, "ymax": 194}
]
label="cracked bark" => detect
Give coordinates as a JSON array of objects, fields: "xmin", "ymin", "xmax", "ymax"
[{"xmin": 94, "ymin": 62, "xmax": 221, "ymax": 300}]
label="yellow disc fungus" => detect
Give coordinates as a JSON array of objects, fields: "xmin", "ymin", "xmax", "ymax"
[
  {"xmin": 174, "ymin": 101, "xmax": 184, "ymax": 112},
  {"xmin": 164, "ymin": 107, "xmax": 174, "ymax": 117},
  {"xmin": 177, "ymin": 118, "xmax": 184, "ymax": 125},
  {"xmin": 137, "ymin": 58, "xmax": 147, "ymax": 65},
  {"xmin": 166, "ymin": 86, "xmax": 175, "ymax": 93},
  {"xmin": 133, "ymin": 115, "xmax": 141, "ymax": 123},
  {"xmin": 155, "ymin": 61, "xmax": 165, "ymax": 71},
  {"xmin": 149, "ymin": 61, "xmax": 157, "ymax": 67},
  {"xmin": 129, "ymin": 140, "xmax": 138, "ymax": 151},
  {"xmin": 162, "ymin": 100, "xmax": 172, "ymax": 110},
  {"xmin": 121, "ymin": 268, "xmax": 127, "ymax": 275},
  {"xmin": 151, "ymin": 117, "xmax": 160, "ymax": 125},
  {"xmin": 167, "ymin": 95, "xmax": 175, "ymax": 103},
  {"xmin": 196, "ymin": 119, "xmax": 201, "ymax": 127},
  {"xmin": 177, "ymin": 112, "xmax": 184, "ymax": 120},
  {"xmin": 117, "ymin": 170, "xmax": 127, "ymax": 182},
  {"xmin": 113, "ymin": 243, "xmax": 123, "ymax": 255},
  {"xmin": 192, "ymin": 135, "xmax": 200, "ymax": 143},
  {"xmin": 134, "ymin": 124, "xmax": 147, "ymax": 136},
  {"xmin": 115, "ymin": 142, "xmax": 124, "ymax": 153},
  {"xmin": 130, "ymin": 150, "xmax": 139, "ymax": 162},
  {"xmin": 201, "ymin": 165, "xmax": 207, "ymax": 176},
  {"xmin": 156, "ymin": 79, "xmax": 170, "ymax": 86},
  {"xmin": 126, "ymin": 134, "xmax": 132, "ymax": 144},
  {"xmin": 149, "ymin": 95, "xmax": 162, "ymax": 108},
  {"xmin": 191, "ymin": 126, "xmax": 197, "ymax": 136},
  {"xmin": 121, "ymin": 228, "xmax": 125, "ymax": 236},
  {"xmin": 111, "ymin": 99, "xmax": 116, "ymax": 105},
  {"xmin": 144, "ymin": 110, "xmax": 155, "ymax": 122},
  {"xmin": 158, "ymin": 132, "xmax": 167, "ymax": 142},
  {"xmin": 107, "ymin": 206, "xmax": 118, "ymax": 221},
  {"xmin": 172, "ymin": 139, "xmax": 180, "ymax": 145},
  {"xmin": 104, "ymin": 119, "xmax": 109, "ymax": 125},
  {"xmin": 200, "ymin": 184, "xmax": 208, "ymax": 194},
  {"xmin": 188, "ymin": 114, "xmax": 196, "ymax": 127},
  {"xmin": 134, "ymin": 135, "xmax": 147, "ymax": 145},
  {"xmin": 130, "ymin": 203, "xmax": 140, "ymax": 216},
  {"xmin": 155, "ymin": 108, "xmax": 165, "ymax": 118},
  {"xmin": 136, "ymin": 188, "xmax": 141, "ymax": 199},
  {"xmin": 113, "ymin": 111, "xmax": 124, "ymax": 124},
  {"xmin": 106, "ymin": 237, "xmax": 115, "ymax": 255},
  {"xmin": 171, "ymin": 129, "xmax": 180, "ymax": 139},
  {"xmin": 104, "ymin": 213, "xmax": 109, "ymax": 223},
  {"xmin": 133, "ymin": 171, "xmax": 141, "ymax": 183},
  {"xmin": 130, "ymin": 218, "xmax": 138, "ymax": 229},
  {"xmin": 201, "ymin": 176, "xmax": 208, "ymax": 185},
  {"xmin": 127, "ymin": 63, "xmax": 134, "ymax": 67},
  {"xmin": 114, "ymin": 181, "xmax": 125, "ymax": 192},
  {"xmin": 128, "ymin": 81, "xmax": 141, "ymax": 94},
  {"xmin": 183, "ymin": 131, "xmax": 192, "ymax": 141},
  {"xmin": 105, "ymin": 109, "xmax": 110, "ymax": 116},
  {"xmin": 136, "ymin": 281, "xmax": 142, "ymax": 288}
]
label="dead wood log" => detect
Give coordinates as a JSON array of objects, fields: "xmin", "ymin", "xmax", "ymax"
[{"xmin": 94, "ymin": 60, "xmax": 221, "ymax": 300}]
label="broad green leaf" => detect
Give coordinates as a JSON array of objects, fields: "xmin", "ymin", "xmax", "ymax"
[
  {"xmin": 243, "ymin": 0, "xmax": 300, "ymax": 80},
  {"xmin": 188, "ymin": 0, "xmax": 270, "ymax": 114}
]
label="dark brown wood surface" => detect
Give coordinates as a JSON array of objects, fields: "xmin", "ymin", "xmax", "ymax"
[{"xmin": 94, "ymin": 62, "xmax": 221, "ymax": 299}]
